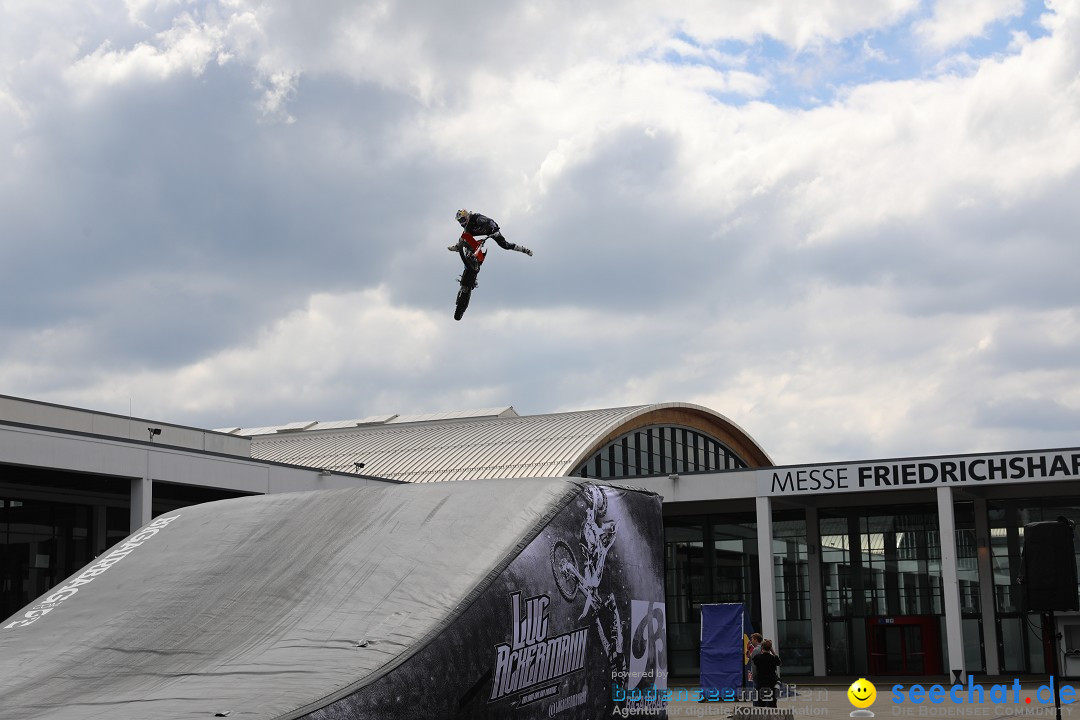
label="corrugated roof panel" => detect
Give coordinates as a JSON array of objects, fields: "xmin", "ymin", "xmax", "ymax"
[
  {"xmin": 246, "ymin": 403, "xmax": 770, "ymax": 484},
  {"xmin": 237, "ymin": 425, "xmax": 286, "ymax": 437},
  {"xmin": 275, "ymin": 421, "xmax": 318, "ymax": 433},
  {"xmin": 312, "ymin": 416, "xmax": 397, "ymax": 431},
  {"xmin": 387, "ymin": 407, "xmax": 516, "ymax": 425}
]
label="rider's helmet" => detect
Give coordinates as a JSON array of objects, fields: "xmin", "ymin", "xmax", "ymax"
[{"xmin": 455, "ymin": 209, "xmax": 470, "ymax": 225}]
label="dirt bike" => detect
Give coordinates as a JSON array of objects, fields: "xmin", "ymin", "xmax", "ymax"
[{"xmin": 453, "ymin": 232, "xmax": 486, "ymax": 321}]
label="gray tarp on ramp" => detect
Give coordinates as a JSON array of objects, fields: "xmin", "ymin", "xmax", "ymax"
[{"xmin": 0, "ymin": 479, "xmax": 668, "ymax": 719}]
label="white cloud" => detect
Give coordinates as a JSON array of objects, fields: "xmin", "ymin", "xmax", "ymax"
[
  {"xmin": 60, "ymin": 6, "xmax": 296, "ymax": 116},
  {"xmin": 914, "ymin": 0, "xmax": 1025, "ymax": 52},
  {"xmin": 666, "ymin": 0, "xmax": 922, "ymax": 49},
  {"xmin": 50, "ymin": 287, "xmax": 444, "ymax": 421},
  {"xmin": 254, "ymin": 69, "xmax": 299, "ymax": 121},
  {"xmin": 0, "ymin": 86, "xmax": 28, "ymax": 126},
  {"xmin": 66, "ymin": 14, "xmax": 228, "ymax": 88},
  {"xmin": 3, "ymin": 0, "xmax": 1080, "ymax": 464},
  {"xmin": 861, "ymin": 37, "xmax": 893, "ymax": 64}
]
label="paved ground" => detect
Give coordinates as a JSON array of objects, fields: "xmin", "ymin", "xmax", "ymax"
[{"xmin": 664, "ymin": 680, "xmax": 1080, "ymax": 720}]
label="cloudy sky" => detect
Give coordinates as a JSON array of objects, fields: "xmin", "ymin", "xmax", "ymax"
[{"xmin": 2, "ymin": 0, "xmax": 1078, "ymax": 465}]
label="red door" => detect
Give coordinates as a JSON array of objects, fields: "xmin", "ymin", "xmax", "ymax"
[{"xmin": 867, "ymin": 616, "xmax": 942, "ymax": 675}]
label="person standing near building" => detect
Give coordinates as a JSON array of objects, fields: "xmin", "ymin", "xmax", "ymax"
[
  {"xmin": 751, "ymin": 639, "xmax": 782, "ymax": 708},
  {"xmin": 746, "ymin": 632, "xmax": 762, "ymax": 694}
]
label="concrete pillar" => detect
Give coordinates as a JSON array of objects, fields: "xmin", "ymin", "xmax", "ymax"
[
  {"xmin": 756, "ymin": 496, "xmax": 778, "ymax": 645},
  {"xmin": 93, "ymin": 504, "xmax": 108, "ymax": 556},
  {"xmin": 937, "ymin": 486, "xmax": 966, "ymax": 683},
  {"xmin": 130, "ymin": 474, "xmax": 152, "ymax": 533},
  {"xmin": 974, "ymin": 497, "xmax": 1001, "ymax": 675},
  {"xmin": 806, "ymin": 506, "xmax": 827, "ymax": 676}
]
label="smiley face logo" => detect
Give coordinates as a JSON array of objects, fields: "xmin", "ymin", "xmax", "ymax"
[{"xmin": 848, "ymin": 678, "xmax": 877, "ymax": 709}]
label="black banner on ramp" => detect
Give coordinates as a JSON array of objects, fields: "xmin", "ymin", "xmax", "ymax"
[{"xmin": 302, "ymin": 483, "xmax": 668, "ymax": 720}]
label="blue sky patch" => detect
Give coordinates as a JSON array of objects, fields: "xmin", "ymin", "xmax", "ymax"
[{"xmin": 662, "ymin": 0, "xmax": 1051, "ymax": 108}]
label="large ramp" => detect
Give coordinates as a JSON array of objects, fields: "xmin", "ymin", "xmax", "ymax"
[{"xmin": 0, "ymin": 479, "xmax": 668, "ymax": 719}]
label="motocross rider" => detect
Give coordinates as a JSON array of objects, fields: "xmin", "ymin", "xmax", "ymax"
[{"xmin": 448, "ymin": 209, "xmax": 534, "ymax": 263}]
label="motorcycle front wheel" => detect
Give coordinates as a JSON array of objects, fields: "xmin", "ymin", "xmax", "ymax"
[
  {"xmin": 550, "ymin": 540, "xmax": 580, "ymax": 601},
  {"xmin": 454, "ymin": 284, "xmax": 472, "ymax": 321}
]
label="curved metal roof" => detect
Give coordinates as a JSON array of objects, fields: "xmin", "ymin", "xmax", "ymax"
[{"xmin": 249, "ymin": 402, "xmax": 772, "ymax": 483}]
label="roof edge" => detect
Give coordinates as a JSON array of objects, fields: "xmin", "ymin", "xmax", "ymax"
[{"xmin": 563, "ymin": 401, "xmax": 774, "ymax": 473}]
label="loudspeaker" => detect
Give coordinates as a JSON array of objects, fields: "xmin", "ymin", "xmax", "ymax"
[{"xmin": 1018, "ymin": 518, "xmax": 1079, "ymax": 612}]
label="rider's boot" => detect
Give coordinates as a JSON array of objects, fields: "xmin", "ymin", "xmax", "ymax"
[
  {"xmin": 516, "ymin": 245, "xmax": 533, "ymax": 256},
  {"xmin": 447, "ymin": 243, "xmax": 459, "ymax": 252}
]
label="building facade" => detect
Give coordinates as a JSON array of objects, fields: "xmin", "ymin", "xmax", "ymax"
[
  {"xmin": 642, "ymin": 453, "xmax": 1080, "ymax": 680},
  {"xmin": 2, "ymin": 393, "xmax": 1078, "ymax": 680},
  {"xmin": 0, "ymin": 395, "xmax": 395, "ymax": 622}
]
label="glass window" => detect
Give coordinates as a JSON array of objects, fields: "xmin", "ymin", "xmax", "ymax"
[
  {"xmin": 987, "ymin": 498, "xmax": 1080, "ymax": 675},
  {"xmin": 828, "ymin": 619, "xmax": 854, "ymax": 675},
  {"xmin": 634, "ymin": 432, "xmax": 647, "ymax": 476},
  {"xmin": 665, "ymin": 518, "xmax": 705, "ymax": 677},
  {"xmin": 820, "ymin": 515, "xmax": 852, "ymax": 618},
  {"xmin": 963, "ymin": 617, "xmax": 984, "ymax": 673},
  {"xmin": 1, "ymin": 497, "xmax": 96, "ymax": 622},
  {"xmin": 775, "ymin": 515, "xmax": 814, "ymax": 671},
  {"xmin": 853, "ymin": 510, "xmax": 942, "ymax": 617},
  {"xmin": 711, "ymin": 519, "xmax": 757, "ymax": 605},
  {"xmin": 664, "ymin": 512, "xmax": 760, "ymax": 679},
  {"xmin": 999, "ymin": 617, "xmax": 1026, "ymax": 673},
  {"xmin": 572, "ymin": 425, "xmax": 750, "ymax": 480},
  {"xmin": 774, "ymin": 517, "xmax": 809, "ymax": 621}
]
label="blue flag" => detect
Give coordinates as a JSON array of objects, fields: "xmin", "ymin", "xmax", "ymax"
[{"xmin": 700, "ymin": 603, "xmax": 751, "ymax": 698}]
